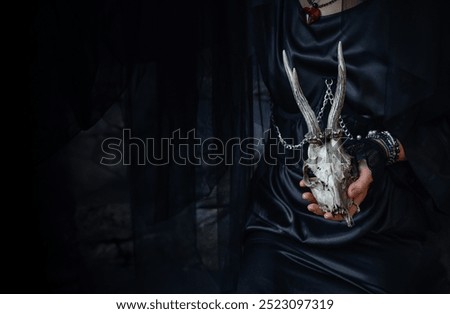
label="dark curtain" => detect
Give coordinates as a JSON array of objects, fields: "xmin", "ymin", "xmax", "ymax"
[{"xmin": 28, "ymin": 0, "xmax": 266, "ymax": 293}]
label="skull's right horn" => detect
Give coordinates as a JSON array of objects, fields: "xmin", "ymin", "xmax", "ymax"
[{"xmin": 327, "ymin": 41, "xmax": 346, "ymax": 132}]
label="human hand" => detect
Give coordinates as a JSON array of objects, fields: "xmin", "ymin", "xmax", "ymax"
[
  {"xmin": 300, "ymin": 160, "xmax": 373, "ymax": 221},
  {"xmin": 343, "ymin": 138, "xmax": 387, "ymax": 182}
]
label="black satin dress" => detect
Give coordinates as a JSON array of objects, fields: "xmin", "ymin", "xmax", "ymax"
[{"xmin": 237, "ymin": 0, "xmax": 449, "ymax": 293}]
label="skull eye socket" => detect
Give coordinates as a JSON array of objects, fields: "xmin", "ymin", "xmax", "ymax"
[
  {"xmin": 303, "ymin": 165, "xmax": 317, "ymax": 185},
  {"xmin": 306, "ymin": 167, "xmax": 316, "ymax": 178}
]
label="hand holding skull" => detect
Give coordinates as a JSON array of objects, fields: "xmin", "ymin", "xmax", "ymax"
[{"xmin": 300, "ymin": 160, "xmax": 372, "ymax": 221}]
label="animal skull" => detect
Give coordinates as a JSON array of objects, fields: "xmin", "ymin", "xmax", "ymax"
[{"xmin": 283, "ymin": 42, "xmax": 356, "ymax": 227}]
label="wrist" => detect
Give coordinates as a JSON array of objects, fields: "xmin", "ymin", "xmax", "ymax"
[
  {"xmin": 397, "ymin": 141, "xmax": 406, "ymax": 161},
  {"xmin": 366, "ymin": 130, "xmax": 400, "ymax": 165}
]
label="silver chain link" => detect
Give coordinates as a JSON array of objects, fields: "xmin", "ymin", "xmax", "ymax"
[
  {"xmin": 339, "ymin": 116, "xmax": 353, "ymax": 140},
  {"xmin": 271, "ymin": 114, "xmax": 308, "ymax": 150},
  {"xmin": 316, "ymin": 79, "xmax": 334, "ymax": 123},
  {"xmin": 272, "ymin": 79, "xmax": 354, "ymax": 150}
]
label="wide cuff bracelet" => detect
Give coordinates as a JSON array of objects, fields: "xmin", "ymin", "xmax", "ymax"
[{"xmin": 366, "ymin": 130, "xmax": 400, "ymax": 165}]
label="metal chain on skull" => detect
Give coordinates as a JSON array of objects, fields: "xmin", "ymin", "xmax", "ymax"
[{"xmin": 272, "ymin": 78, "xmax": 354, "ymax": 151}]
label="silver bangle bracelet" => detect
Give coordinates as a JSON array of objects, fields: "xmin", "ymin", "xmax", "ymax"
[{"xmin": 366, "ymin": 130, "xmax": 400, "ymax": 165}]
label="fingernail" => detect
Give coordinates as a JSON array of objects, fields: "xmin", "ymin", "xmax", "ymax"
[{"xmin": 302, "ymin": 194, "xmax": 307, "ymax": 199}]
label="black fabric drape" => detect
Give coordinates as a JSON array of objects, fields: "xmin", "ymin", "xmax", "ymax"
[
  {"xmin": 30, "ymin": 0, "xmax": 254, "ymax": 293},
  {"xmin": 240, "ymin": 0, "xmax": 450, "ymax": 292}
]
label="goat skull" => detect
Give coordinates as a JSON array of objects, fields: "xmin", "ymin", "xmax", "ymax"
[{"xmin": 283, "ymin": 41, "xmax": 356, "ymax": 227}]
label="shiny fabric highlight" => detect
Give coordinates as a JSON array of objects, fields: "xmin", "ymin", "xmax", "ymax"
[{"xmin": 238, "ymin": 0, "xmax": 450, "ymax": 293}]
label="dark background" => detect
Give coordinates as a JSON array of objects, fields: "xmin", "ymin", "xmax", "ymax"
[
  {"xmin": 26, "ymin": 0, "xmax": 263, "ymax": 293},
  {"xmin": 22, "ymin": 0, "xmax": 450, "ymax": 293}
]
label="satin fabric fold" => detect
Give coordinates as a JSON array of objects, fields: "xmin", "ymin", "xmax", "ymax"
[
  {"xmin": 247, "ymin": 0, "xmax": 430, "ymax": 245},
  {"xmin": 239, "ymin": 0, "xmax": 449, "ymax": 293}
]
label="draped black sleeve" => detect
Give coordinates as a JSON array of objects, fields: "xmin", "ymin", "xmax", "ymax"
[{"xmin": 383, "ymin": 0, "xmax": 450, "ymax": 214}]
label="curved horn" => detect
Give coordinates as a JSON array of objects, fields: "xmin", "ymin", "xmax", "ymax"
[
  {"xmin": 283, "ymin": 50, "xmax": 322, "ymax": 136},
  {"xmin": 327, "ymin": 41, "xmax": 346, "ymax": 131}
]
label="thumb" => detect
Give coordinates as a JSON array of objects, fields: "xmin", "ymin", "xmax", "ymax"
[{"xmin": 348, "ymin": 161, "xmax": 373, "ymax": 198}]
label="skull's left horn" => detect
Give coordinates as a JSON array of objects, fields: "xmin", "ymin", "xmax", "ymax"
[{"xmin": 283, "ymin": 50, "xmax": 322, "ymax": 137}]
